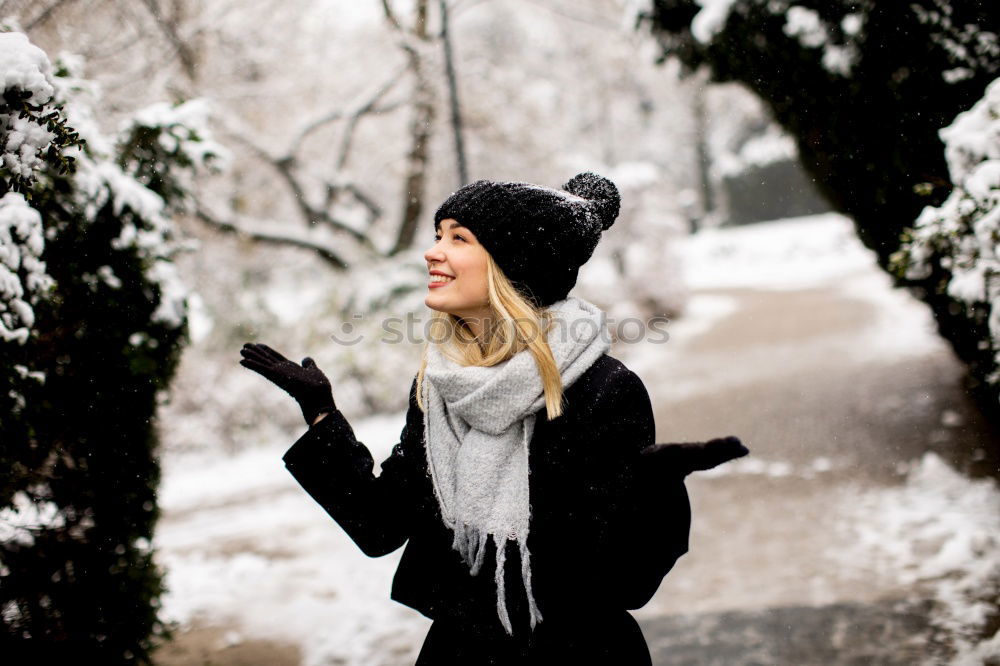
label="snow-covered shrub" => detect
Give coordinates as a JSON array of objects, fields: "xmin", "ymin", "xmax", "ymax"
[
  {"xmin": 118, "ymin": 98, "xmax": 227, "ymax": 213},
  {"xmin": 0, "ymin": 33, "xmax": 70, "ymax": 345},
  {"xmin": 891, "ymin": 77, "xmax": 1000, "ymax": 392},
  {"xmin": 0, "ymin": 31, "xmax": 218, "ymax": 662},
  {"xmin": 688, "ymin": 1, "xmax": 864, "ymax": 76},
  {"xmin": 642, "ymin": 0, "xmax": 1000, "ymax": 415},
  {"xmin": 0, "ymin": 191, "xmax": 52, "ymax": 343},
  {"xmin": 0, "ymin": 33, "xmax": 80, "ymax": 194}
]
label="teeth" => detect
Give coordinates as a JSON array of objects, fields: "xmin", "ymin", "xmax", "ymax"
[{"xmin": 430, "ymin": 275, "xmax": 454, "ymax": 283}]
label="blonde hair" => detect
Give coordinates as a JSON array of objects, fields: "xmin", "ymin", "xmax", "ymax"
[{"xmin": 415, "ymin": 252, "xmax": 567, "ymax": 421}]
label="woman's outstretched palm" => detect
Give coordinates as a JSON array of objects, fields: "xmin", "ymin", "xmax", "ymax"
[{"xmin": 240, "ymin": 342, "xmax": 336, "ymax": 425}]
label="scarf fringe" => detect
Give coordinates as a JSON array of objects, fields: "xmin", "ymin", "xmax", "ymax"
[
  {"xmin": 450, "ymin": 521, "xmax": 544, "ymax": 636},
  {"xmin": 495, "ymin": 535, "xmax": 510, "ymax": 634},
  {"xmin": 493, "ymin": 532, "xmax": 544, "ymax": 636},
  {"xmin": 520, "ymin": 531, "xmax": 543, "ymax": 631},
  {"xmin": 451, "ymin": 521, "xmax": 489, "ymax": 575}
]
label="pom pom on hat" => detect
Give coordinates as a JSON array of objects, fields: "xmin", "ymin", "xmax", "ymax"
[{"xmin": 563, "ymin": 172, "xmax": 621, "ymax": 231}]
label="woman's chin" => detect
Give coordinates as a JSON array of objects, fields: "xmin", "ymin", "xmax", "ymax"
[{"xmin": 424, "ymin": 294, "xmax": 449, "ymax": 314}]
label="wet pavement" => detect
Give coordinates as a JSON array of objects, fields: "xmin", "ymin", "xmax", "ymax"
[
  {"xmin": 638, "ymin": 598, "xmax": 936, "ymax": 666},
  {"xmin": 617, "ymin": 274, "xmax": 1000, "ymax": 665}
]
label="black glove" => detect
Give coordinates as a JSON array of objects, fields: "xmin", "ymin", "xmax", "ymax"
[
  {"xmin": 239, "ymin": 342, "xmax": 336, "ymax": 426},
  {"xmin": 641, "ymin": 436, "xmax": 748, "ymax": 476}
]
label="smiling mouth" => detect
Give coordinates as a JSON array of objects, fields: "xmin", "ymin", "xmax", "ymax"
[{"xmin": 429, "ymin": 275, "xmax": 455, "ymax": 286}]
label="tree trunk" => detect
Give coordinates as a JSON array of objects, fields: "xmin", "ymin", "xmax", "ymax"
[
  {"xmin": 439, "ymin": 0, "xmax": 468, "ymax": 187},
  {"xmin": 390, "ymin": 0, "xmax": 435, "ymax": 255}
]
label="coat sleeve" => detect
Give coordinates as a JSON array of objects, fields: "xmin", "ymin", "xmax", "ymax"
[{"xmin": 282, "ymin": 377, "xmax": 424, "ymax": 557}]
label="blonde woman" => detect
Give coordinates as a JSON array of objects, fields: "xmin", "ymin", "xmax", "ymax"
[{"xmin": 240, "ymin": 173, "xmax": 746, "ymax": 664}]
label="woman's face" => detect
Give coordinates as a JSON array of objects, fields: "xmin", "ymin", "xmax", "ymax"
[{"xmin": 424, "ymin": 218, "xmax": 491, "ymax": 325}]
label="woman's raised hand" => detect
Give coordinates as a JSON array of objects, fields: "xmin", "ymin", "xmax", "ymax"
[
  {"xmin": 641, "ymin": 436, "xmax": 748, "ymax": 476},
  {"xmin": 239, "ymin": 342, "xmax": 336, "ymax": 426}
]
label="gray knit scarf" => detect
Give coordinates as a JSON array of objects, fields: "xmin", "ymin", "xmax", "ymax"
[{"xmin": 421, "ymin": 295, "xmax": 612, "ymax": 635}]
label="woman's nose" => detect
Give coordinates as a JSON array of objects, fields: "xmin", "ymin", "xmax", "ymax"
[{"xmin": 424, "ymin": 243, "xmax": 445, "ymax": 263}]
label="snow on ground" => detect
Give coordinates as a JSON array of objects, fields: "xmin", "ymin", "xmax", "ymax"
[
  {"xmin": 156, "ymin": 412, "xmax": 429, "ymax": 666},
  {"xmin": 157, "ymin": 212, "xmax": 996, "ymax": 664},
  {"xmin": 833, "ymin": 267, "xmax": 946, "ymax": 362},
  {"xmin": 618, "ymin": 212, "xmax": 946, "ymax": 394},
  {"xmin": 676, "ymin": 212, "xmax": 876, "ymax": 291},
  {"xmin": 677, "ymin": 212, "xmax": 945, "ymax": 364},
  {"xmin": 834, "ymin": 452, "xmax": 1000, "ymax": 665}
]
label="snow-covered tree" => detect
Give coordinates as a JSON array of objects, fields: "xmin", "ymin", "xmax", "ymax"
[
  {"xmin": 0, "ymin": 31, "xmax": 219, "ymax": 662},
  {"xmin": 641, "ymin": 0, "xmax": 1000, "ymax": 415},
  {"xmin": 891, "ymin": 78, "xmax": 1000, "ymax": 402}
]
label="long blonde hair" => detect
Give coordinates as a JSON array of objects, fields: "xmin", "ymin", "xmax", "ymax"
[{"xmin": 415, "ymin": 252, "xmax": 567, "ymax": 421}]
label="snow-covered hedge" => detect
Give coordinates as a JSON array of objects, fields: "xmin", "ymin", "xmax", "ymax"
[
  {"xmin": 0, "ymin": 31, "xmax": 219, "ymax": 662},
  {"xmin": 0, "ymin": 191, "xmax": 52, "ymax": 342},
  {"xmin": 643, "ymin": 0, "xmax": 1000, "ymax": 417},
  {"xmin": 0, "ymin": 33, "xmax": 77, "ymax": 190},
  {"xmin": 0, "ymin": 33, "xmax": 73, "ymax": 344},
  {"xmin": 689, "ymin": 1, "xmax": 864, "ymax": 77},
  {"xmin": 891, "ymin": 77, "xmax": 1000, "ymax": 390}
]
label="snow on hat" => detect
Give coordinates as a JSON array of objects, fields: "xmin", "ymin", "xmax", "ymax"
[{"xmin": 433, "ymin": 172, "xmax": 621, "ymax": 308}]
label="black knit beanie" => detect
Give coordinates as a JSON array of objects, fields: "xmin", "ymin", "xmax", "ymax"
[{"xmin": 433, "ymin": 172, "xmax": 621, "ymax": 308}]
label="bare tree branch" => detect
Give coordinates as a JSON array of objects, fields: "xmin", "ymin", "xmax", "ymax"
[
  {"xmin": 25, "ymin": 0, "xmax": 75, "ymax": 30},
  {"xmin": 209, "ymin": 68, "xmax": 410, "ymax": 257},
  {"xmin": 414, "ymin": 0, "xmax": 429, "ymax": 38},
  {"xmin": 324, "ymin": 181, "xmax": 384, "ymax": 226},
  {"xmin": 284, "ymin": 101, "xmax": 410, "ymax": 170},
  {"xmin": 194, "ymin": 205, "xmax": 350, "ymax": 270},
  {"xmin": 138, "ymin": 0, "xmax": 199, "ymax": 81},
  {"xmin": 216, "ymin": 123, "xmax": 380, "ymax": 251},
  {"xmin": 450, "ymin": 0, "xmax": 491, "ymax": 16},
  {"xmin": 284, "ymin": 66, "xmax": 409, "ymax": 168},
  {"xmin": 288, "ymin": 110, "xmax": 347, "ymax": 156},
  {"xmin": 342, "ymin": 183, "xmax": 383, "ymax": 221},
  {"xmin": 513, "ymin": 0, "xmax": 620, "ymax": 31},
  {"xmin": 335, "ymin": 70, "xmax": 409, "ymax": 171},
  {"xmin": 381, "ymin": 0, "xmax": 402, "ymax": 31}
]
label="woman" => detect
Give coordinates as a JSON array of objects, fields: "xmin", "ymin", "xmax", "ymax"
[{"xmin": 240, "ymin": 172, "xmax": 745, "ymax": 664}]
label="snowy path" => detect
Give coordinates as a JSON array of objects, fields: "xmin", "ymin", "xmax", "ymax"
[
  {"xmin": 153, "ymin": 214, "xmax": 1000, "ymax": 665},
  {"xmin": 617, "ymin": 215, "xmax": 1000, "ymax": 665}
]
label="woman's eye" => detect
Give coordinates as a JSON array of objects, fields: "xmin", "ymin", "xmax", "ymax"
[{"xmin": 433, "ymin": 233, "xmax": 465, "ymax": 242}]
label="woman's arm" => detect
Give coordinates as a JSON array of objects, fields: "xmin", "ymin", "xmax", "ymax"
[{"xmin": 282, "ymin": 378, "xmax": 423, "ymax": 557}]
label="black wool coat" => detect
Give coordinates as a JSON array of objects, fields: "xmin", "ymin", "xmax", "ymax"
[{"xmin": 281, "ymin": 352, "xmax": 663, "ymax": 634}]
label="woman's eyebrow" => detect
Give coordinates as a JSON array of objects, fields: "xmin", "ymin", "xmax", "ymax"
[{"xmin": 447, "ymin": 221, "xmax": 465, "ymax": 230}]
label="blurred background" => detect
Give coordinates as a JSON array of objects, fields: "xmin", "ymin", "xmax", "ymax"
[{"xmin": 1, "ymin": 1, "xmax": 998, "ymax": 664}]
